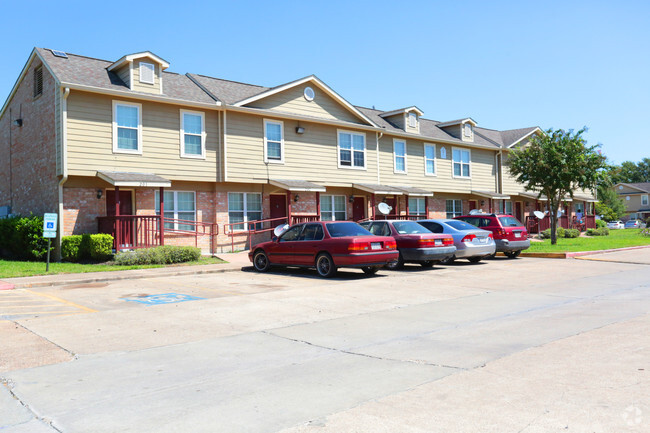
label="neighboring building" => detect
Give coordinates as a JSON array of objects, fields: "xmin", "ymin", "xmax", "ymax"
[
  {"xmin": 0, "ymin": 48, "xmax": 597, "ymax": 253},
  {"xmin": 613, "ymin": 182, "xmax": 650, "ymax": 221}
]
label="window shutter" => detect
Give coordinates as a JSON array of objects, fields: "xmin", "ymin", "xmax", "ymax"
[{"xmin": 139, "ymin": 63, "xmax": 155, "ymax": 84}]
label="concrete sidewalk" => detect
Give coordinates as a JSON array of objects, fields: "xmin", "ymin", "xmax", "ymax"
[{"xmin": 0, "ymin": 251, "xmax": 252, "ymax": 290}]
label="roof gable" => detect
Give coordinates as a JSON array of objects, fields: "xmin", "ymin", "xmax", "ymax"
[
  {"xmin": 614, "ymin": 182, "xmax": 650, "ymax": 193},
  {"xmin": 379, "ymin": 106, "xmax": 424, "ymax": 118},
  {"xmin": 107, "ymin": 51, "xmax": 170, "ymax": 71}
]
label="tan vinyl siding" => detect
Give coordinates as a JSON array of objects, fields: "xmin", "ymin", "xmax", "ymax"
[
  {"xmin": 225, "ymin": 112, "xmax": 378, "ymax": 186},
  {"xmin": 377, "ymin": 137, "xmax": 496, "ymax": 193},
  {"xmin": 131, "ymin": 60, "xmax": 161, "ymax": 94},
  {"xmin": 66, "ymin": 91, "xmax": 217, "ymax": 181},
  {"xmin": 247, "ymin": 85, "xmax": 364, "ymax": 124},
  {"xmin": 622, "ymin": 194, "xmax": 643, "ymax": 212},
  {"xmin": 383, "ymin": 113, "xmax": 405, "ymax": 130},
  {"xmin": 501, "ymin": 154, "xmax": 527, "ymax": 194},
  {"xmin": 115, "ymin": 64, "xmax": 131, "ymax": 88}
]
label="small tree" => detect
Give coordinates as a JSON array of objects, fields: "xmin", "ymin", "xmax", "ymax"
[
  {"xmin": 508, "ymin": 128, "xmax": 607, "ymax": 244},
  {"xmin": 595, "ymin": 188, "xmax": 626, "ymax": 221}
]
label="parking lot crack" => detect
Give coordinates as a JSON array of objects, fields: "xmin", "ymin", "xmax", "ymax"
[
  {"xmin": 1, "ymin": 379, "xmax": 64, "ymax": 432},
  {"xmin": 262, "ymin": 330, "xmax": 466, "ymax": 370},
  {"xmin": 13, "ymin": 321, "xmax": 78, "ymax": 360}
]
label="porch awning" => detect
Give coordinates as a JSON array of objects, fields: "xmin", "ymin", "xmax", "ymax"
[
  {"xmin": 472, "ymin": 190, "xmax": 511, "ymax": 200},
  {"xmin": 573, "ymin": 194, "xmax": 598, "ymax": 203},
  {"xmin": 353, "ymin": 183, "xmax": 404, "ymax": 195},
  {"xmin": 393, "ymin": 186, "xmax": 434, "ymax": 197},
  {"xmin": 518, "ymin": 192, "xmax": 548, "ymax": 201},
  {"xmin": 97, "ymin": 171, "xmax": 171, "ymax": 187},
  {"xmin": 269, "ymin": 179, "xmax": 326, "ymax": 192}
]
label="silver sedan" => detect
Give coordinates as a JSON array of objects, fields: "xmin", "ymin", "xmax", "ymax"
[{"xmin": 417, "ymin": 219, "xmax": 496, "ymax": 263}]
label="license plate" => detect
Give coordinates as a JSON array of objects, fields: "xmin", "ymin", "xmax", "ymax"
[
  {"xmin": 434, "ymin": 239, "xmax": 442, "ymax": 246},
  {"xmin": 371, "ymin": 242, "xmax": 381, "ymax": 250},
  {"xmin": 514, "ymin": 232, "xmax": 521, "ymax": 238},
  {"xmin": 479, "ymin": 237, "xmax": 487, "ymax": 243}
]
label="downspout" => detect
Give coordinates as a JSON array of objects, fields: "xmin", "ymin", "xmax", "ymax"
[
  {"xmin": 223, "ymin": 110, "xmax": 228, "ymax": 181},
  {"xmin": 57, "ymin": 87, "xmax": 70, "ymax": 258},
  {"xmin": 376, "ymin": 131, "xmax": 383, "ymax": 185}
]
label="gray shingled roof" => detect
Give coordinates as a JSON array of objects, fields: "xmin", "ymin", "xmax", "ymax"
[
  {"xmin": 500, "ymin": 127, "xmax": 539, "ymax": 147},
  {"xmin": 37, "ymin": 48, "xmax": 216, "ymax": 105},
  {"xmin": 621, "ymin": 182, "xmax": 650, "ymax": 193},
  {"xmin": 187, "ymin": 73, "xmax": 268, "ymax": 105}
]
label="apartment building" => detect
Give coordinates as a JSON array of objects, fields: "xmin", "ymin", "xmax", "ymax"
[
  {"xmin": 613, "ymin": 183, "xmax": 650, "ymax": 221},
  {"xmin": 0, "ymin": 48, "xmax": 597, "ymax": 252}
]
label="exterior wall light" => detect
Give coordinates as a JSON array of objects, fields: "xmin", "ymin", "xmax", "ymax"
[
  {"xmin": 97, "ymin": 189, "xmax": 103, "ymax": 199},
  {"xmin": 295, "ymin": 127, "xmax": 305, "ymax": 134},
  {"xmin": 294, "ymin": 194, "xmax": 300, "ymax": 202}
]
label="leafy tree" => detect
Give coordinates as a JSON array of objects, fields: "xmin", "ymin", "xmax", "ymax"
[
  {"xmin": 508, "ymin": 127, "xmax": 607, "ymax": 244},
  {"xmin": 609, "ymin": 158, "xmax": 650, "ymax": 184},
  {"xmin": 595, "ymin": 187, "xmax": 626, "ymax": 221}
]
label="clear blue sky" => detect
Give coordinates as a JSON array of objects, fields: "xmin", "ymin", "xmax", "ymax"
[{"xmin": 2, "ymin": 0, "xmax": 648, "ymax": 164}]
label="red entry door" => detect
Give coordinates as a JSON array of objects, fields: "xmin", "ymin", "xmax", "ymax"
[
  {"xmin": 469, "ymin": 200, "xmax": 478, "ymax": 211},
  {"xmin": 352, "ymin": 197, "xmax": 365, "ymax": 221},
  {"xmin": 515, "ymin": 202, "xmax": 523, "ymax": 221},
  {"xmin": 270, "ymin": 194, "xmax": 287, "ymax": 222},
  {"xmin": 106, "ymin": 190, "xmax": 134, "ymax": 247}
]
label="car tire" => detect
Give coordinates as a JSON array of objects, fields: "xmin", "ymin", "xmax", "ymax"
[
  {"xmin": 316, "ymin": 253, "xmax": 337, "ymax": 278},
  {"xmin": 385, "ymin": 252, "xmax": 404, "ymax": 270},
  {"xmin": 253, "ymin": 249, "xmax": 271, "ymax": 272},
  {"xmin": 468, "ymin": 257, "xmax": 482, "ymax": 263},
  {"xmin": 504, "ymin": 250, "xmax": 521, "ymax": 259},
  {"xmin": 486, "ymin": 253, "xmax": 497, "ymax": 260},
  {"xmin": 362, "ymin": 266, "xmax": 380, "ymax": 275},
  {"xmin": 420, "ymin": 260, "xmax": 434, "ymax": 268},
  {"xmin": 440, "ymin": 256, "xmax": 455, "ymax": 265}
]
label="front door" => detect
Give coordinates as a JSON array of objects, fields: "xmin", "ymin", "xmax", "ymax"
[
  {"xmin": 515, "ymin": 201, "xmax": 523, "ymax": 221},
  {"xmin": 106, "ymin": 190, "xmax": 134, "ymax": 247},
  {"xmin": 469, "ymin": 200, "xmax": 478, "ymax": 212},
  {"xmin": 352, "ymin": 196, "xmax": 365, "ymax": 221},
  {"xmin": 270, "ymin": 194, "xmax": 287, "ymax": 223}
]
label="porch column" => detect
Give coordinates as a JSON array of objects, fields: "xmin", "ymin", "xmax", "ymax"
[
  {"xmin": 115, "ymin": 186, "xmax": 121, "ymax": 252},
  {"xmin": 159, "ymin": 186, "xmax": 165, "ymax": 246},
  {"xmin": 406, "ymin": 195, "xmax": 410, "ymax": 218},
  {"xmin": 425, "ymin": 196, "xmax": 429, "ymax": 218},
  {"xmin": 371, "ymin": 194, "xmax": 376, "ymax": 220},
  {"xmin": 316, "ymin": 192, "xmax": 321, "ymax": 220},
  {"xmin": 288, "ymin": 191, "xmax": 293, "ymax": 225}
]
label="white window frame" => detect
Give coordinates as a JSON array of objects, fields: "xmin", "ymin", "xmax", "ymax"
[
  {"xmin": 320, "ymin": 195, "xmax": 347, "ymax": 221},
  {"xmin": 408, "ymin": 112, "xmax": 417, "ymax": 128},
  {"xmin": 180, "ymin": 110, "xmax": 206, "ymax": 159},
  {"xmin": 228, "ymin": 192, "xmax": 263, "ymax": 232},
  {"xmin": 424, "ymin": 143, "xmax": 436, "ymax": 176},
  {"xmin": 642, "ymin": 195, "xmax": 649, "ymax": 206},
  {"xmin": 337, "ymin": 130, "xmax": 366, "ymax": 170},
  {"xmin": 393, "ymin": 139, "xmax": 407, "ymax": 174},
  {"xmin": 139, "ymin": 62, "xmax": 155, "ymax": 84},
  {"xmin": 463, "ymin": 123, "xmax": 472, "ymax": 137},
  {"xmin": 446, "ymin": 199, "xmax": 463, "ymax": 218},
  {"xmin": 155, "ymin": 190, "xmax": 196, "ymax": 231},
  {"xmin": 408, "ymin": 197, "xmax": 426, "ymax": 216},
  {"xmin": 112, "ymin": 101, "xmax": 143, "ymax": 155},
  {"xmin": 452, "ymin": 147, "xmax": 471, "ymax": 178},
  {"xmin": 264, "ymin": 119, "xmax": 284, "ymax": 164}
]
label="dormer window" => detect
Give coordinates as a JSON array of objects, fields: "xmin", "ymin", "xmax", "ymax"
[
  {"xmin": 139, "ymin": 62, "xmax": 155, "ymax": 84},
  {"xmin": 408, "ymin": 112, "xmax": 418, "ymax": 128},
  {"xmin": 463, "ymin": 123, "xmax": 472, "ymax": 137}
]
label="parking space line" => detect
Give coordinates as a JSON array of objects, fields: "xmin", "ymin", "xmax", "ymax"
[{"xmin": 23, "ymin": 289, "xmax": 97, "ymax": 313}]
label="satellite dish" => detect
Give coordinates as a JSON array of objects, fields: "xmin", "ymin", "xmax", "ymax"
[
  {"xmin": 469, "ymin": 209, "xmax": 480, "ymax": 215},
  {"xmin": 273, "ymin": 224, "xmax": 290, "ymax": 237},
  {"xmin": 533, "ymin": 211, "xmax": 545, "ymax": 219},
  {"xmin": 377, "ymin": 202, "xmax": 392, "ymax": 215}
]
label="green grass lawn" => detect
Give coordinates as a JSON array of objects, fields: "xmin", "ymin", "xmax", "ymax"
[
  {"xmin": 0, "ymin": 256, "xmax": 226, "ymax": 279},
  {"xmin": 527, "ymin": 229, "xmax": 650, "ymax": 253}
]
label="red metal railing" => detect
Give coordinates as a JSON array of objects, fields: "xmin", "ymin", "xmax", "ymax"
[
  {"xmin": 526, "ymin": 214, "xmax": 596, "ymax": 234},
  {"xmin": 292, "ymin": 214, "xmax": 319, "ymax": 223},
  {"xmin": 223, "ymin": 216, "xmax": 289, "ymax": 252},
  {"xmin": 98, "ymin": 215, "xmax": 218, "ymax": 253}
]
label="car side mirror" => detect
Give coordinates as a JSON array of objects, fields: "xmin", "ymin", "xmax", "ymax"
[{"xmin": 272, "ymin": 236, "xmax": 278, "ymax": 242}]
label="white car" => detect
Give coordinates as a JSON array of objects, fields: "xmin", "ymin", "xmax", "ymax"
[{"xmin": 607, "ymin": 220, "xmax": 624, "ymax": 229}]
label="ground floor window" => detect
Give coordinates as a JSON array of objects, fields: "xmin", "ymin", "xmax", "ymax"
[
  {"xmin": 575, "ymin": 202, "xmax": 585, "ymax": 216},
  {"xmin": 446, "ymin": 199, "xmax": 462, "ymax": 218},
  {"xmin": 228, "ymin": 192, "xmax": 262, "ymax": 231},
  {"xmin": 321, "ymin": 195, "xmax": 346, "ymax": 221},
  {"xmin": 155, "ymin": 191, "xmax": 196, "ymax": 231},
  {"xmin": 505, "ymin": 201, "xmax": 512, "ymax": 215},
  {"xmin": 408, "ymin": 197, "xmax": 426, "ymax": 216}
]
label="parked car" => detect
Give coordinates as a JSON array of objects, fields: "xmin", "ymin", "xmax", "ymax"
[
  {"xmin": 624, "ymin": 220, "xmax": 646, "ymax": 229},
  {"xmin": 416, "ymin": 219, "xmax": 496, "ymax": 264},
  {"xmin": 249, "ymin": 221, "xmax": 398, "ymax": 278},
  {"xmin": 454, "ymin": 214, "xmax": 530, "ymax": 258},
  {"xmin": 607, "ymin": 220, "xmax": 625, "ymax": 230},
  {"xmin": 359, "ymin": 220, "xmax": 455, "ymax": 269}
]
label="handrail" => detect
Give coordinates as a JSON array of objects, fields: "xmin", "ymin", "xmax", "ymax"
[{"xmin": 223, "ymin": 216, "xmax": 290, "ymax": 252}]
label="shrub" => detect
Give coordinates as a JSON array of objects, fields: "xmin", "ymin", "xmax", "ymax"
[
  {"xmin": 564, "ymin": 229, "xmax": 580, "ymax": 238},
  {"xmin": 0, "ymin": 215, "xmax": 52, "ymax": 260},
  {"xmin": 586, "ymin": 227, "xmax": 610, "ymax": 236},
  {"xmin": 114, "ymin": 245, "xmax": 201, "ymax": 266},
  {"xmin": 61, "ymin": 234, "xmax": 113, "ymax": 262},
  {"xmin": 61, "ymin": 235, "xmax": 83, "ymax": 262},
  {"xmin": 89, "ymin": 234, "xmax": 114, "ymax": 261},
  {"xmin": 540, "ymin": 227, "xmax": 566, "ymax": 239},
  {"xmin": 596, "ymin": 219, "xmax": 607, "ymax": 228},
  {"xmin": 640, "ymin": 228, "xmax": 650, "ymax": 237}
]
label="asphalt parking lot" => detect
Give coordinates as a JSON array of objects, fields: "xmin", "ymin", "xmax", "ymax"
[{"xmin": 1, "ymin": 250, "xmax": 649, "ymax": 432}]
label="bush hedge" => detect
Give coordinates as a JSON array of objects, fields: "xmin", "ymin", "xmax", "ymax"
[
  {"xmin": 61, "ymin": 233, "xmax": 114, "ymax": 262},
  {"xmin": 114, "ymin": 245, "xmax": 201, "ymax": 266},
  {"xmin": 540, "ymin": 227, "xmax": 581, "ymax": 239},
  {"xmin": 586, "ymin": 227, "xmax": 610, "ymax": 236},
  {"xmin": 596, "ymin": 219, "xmax": 607, "ymax": 228},
  {"xmin": 564, "ymin": 228, "xmax": 580, "ymax": 238},
  {"xmin": 0, "ymin": 215, "xmax": 52, "ymax": 261}
]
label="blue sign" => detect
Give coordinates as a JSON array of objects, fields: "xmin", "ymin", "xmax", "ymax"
[{"xmin": 124, "ymin": 293, "xmax": 205, "ymax": 306}]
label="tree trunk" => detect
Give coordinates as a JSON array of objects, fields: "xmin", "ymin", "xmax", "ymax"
[{"xmin": 549, "ymin": 199, "xmax": 558, "ymax": 245}]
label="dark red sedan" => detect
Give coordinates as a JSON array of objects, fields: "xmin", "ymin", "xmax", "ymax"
[
  {"xmin": 249, "ymin": 221, "xmax": 398, "ymax": 277},
  {"xmin": 359, "ymin": 220, "xmax": 455, "ymax": 269}
]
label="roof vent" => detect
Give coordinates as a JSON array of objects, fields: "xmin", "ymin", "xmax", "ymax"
[{"xmin": 50, "ymin": 49, "xmax": 68, "ymax": 58}]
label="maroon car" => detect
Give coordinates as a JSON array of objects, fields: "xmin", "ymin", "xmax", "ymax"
[
  {"xmin": 454, "ymin": 213, "xmax": 530, "ymax": 258},
  {"xmin": 359, "ymin": 220, "xmax": 456, "ymax": 269},
  {"xmin": 249, "ymin": 221, "xmax": 398, "ymax": 277}
]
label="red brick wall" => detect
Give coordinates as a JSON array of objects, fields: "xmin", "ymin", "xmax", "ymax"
[
  {"xmin": 0, "ymin": 56, "xmax": 58, "ymax": 215},
  {"xmin": 62, "ymin": 187, "xmax": 105, "ymax": 235}
]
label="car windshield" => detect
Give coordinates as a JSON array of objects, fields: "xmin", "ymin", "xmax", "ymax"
[
  {"xmin": 446, "ymin": 220, "xmax": 479, "ymax": 231},
  {"xmin": 498, "ymin": 216, "xmax": 524, "ymax": 227},
  {"xmin": 325, "ymin": 222, "xmax": 372, "ymax": 238},
  {"xmin": 392, "ymin": 221, "xmax": 431, "ymax": 234}
]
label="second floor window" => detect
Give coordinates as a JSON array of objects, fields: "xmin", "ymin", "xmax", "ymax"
[
  {"xmin": 264, "ymin": 120, "xmax": 284, "ymax": 163},
  {"xmin": 338, "ymin": 131, "xmax": 365, "ymax": 169},
  {"xmin": 642, "ymin": 195, "xmax": 649, "ymax": 206},
  {"xmin": 321, "ymin": 195, "xmax": 346, "ymax": 221},
  {"xmin": 424, "ymin": 144, "xmax": 436, "ymax": 175},
  {"xmin": 113, "ymin": 101, "xmax": 141, "ymax": 154},
  {"xmin": 181, "ymin": 111, "xmax": 205, "ymax": 158},
  {"xmin": 393, "ymin": 140, "xmax": 407, "ymax": 173},
  {"xmin": 452, "ymin": 148, "xmax": 471, "ymax": 178}
]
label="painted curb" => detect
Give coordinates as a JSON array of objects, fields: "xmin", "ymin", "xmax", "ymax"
[
  {"xmin": 519, "ymin": 244, "xmax": 650, "ymax": 259},
  {"xmin": 0, "ymin": 281, "xmax": 15, "ymax": 290}
]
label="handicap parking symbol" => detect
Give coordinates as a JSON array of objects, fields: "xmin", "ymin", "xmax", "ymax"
[{"xmin": 124, "ymin": 293, "xmax": 205, "ymax": 306}]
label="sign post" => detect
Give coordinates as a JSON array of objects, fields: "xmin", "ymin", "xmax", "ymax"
[{"xmin": 43, "ymin": 213, "xmax": 58, "ymax": 272}]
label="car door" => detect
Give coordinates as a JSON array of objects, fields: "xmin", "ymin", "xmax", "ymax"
[
  {"xmin": 268, "ymin": 225, "xmax": 303, "ymax": 264},
  {"xmin": 292, "ymin": 223, "xmax": 325, "ymax": 266}
]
